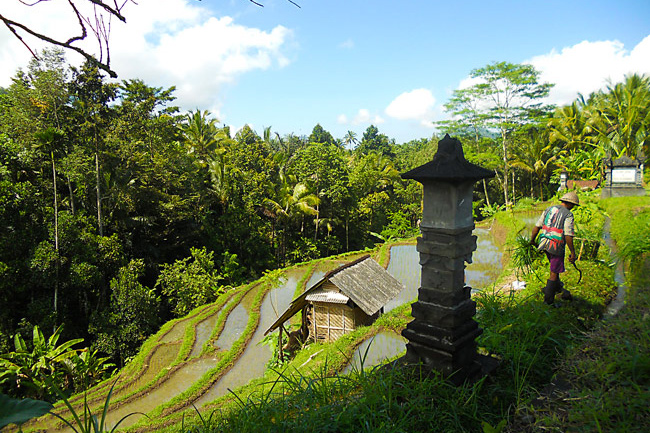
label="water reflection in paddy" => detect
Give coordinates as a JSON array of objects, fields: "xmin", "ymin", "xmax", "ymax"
[
  {"xmin": 305, "ymin": 270, "xmax": 327, "ymax": 291},
  {"xmin": 384, "ymin": 244, "xmax": 420, "ymax": 312},
  {"xmin": 190, "ymin": 304, "xmax": 225, "ymax": 358},
  {"xmin": 466, "ymin": 227, "xmax": 503, "ymax": 289},
  {"xmin": 212, "ymin": 303, "xmax": 248, "ymax": 352},
  {"xmin": 603, "ymin": 217, "xmax": 626, "ymax": 317},
  {"xmin": 94, "ymin": 228, "xmax": 508, "ymax": 429},
  {"xmin": 341, "ymin": 332, "xmax": 406, "ymax": 375},
  {"xmin": 195, "ymin": 269, "xmax": 302, "ymax": 407},
  {"xmin": 105, "ymin": 355, "xmax": 220, "ymax": 430},
  {"xmin": 384, "ymin": 227, "xmax": 503, "ymax": 311},
  {"xmin": 159, "ymin": 317, "xmax": 191, "ymax": 343},
  {"xmin": 103, "ymin": 298, "xmax": 246, "ymax": 429},
  {"xmin": 518, "ymin": 209, "xmax": 542, "ymax": 231},
  {"xmin": 104, "ymin": 302, "xmax": 241, "ymax": 429}
]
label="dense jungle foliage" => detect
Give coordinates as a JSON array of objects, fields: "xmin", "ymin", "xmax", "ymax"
[{"xmin": 1, "ymin": 48, "xmax": 648, "ymax": 402}]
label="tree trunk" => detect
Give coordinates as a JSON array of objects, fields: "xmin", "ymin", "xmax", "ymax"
[
  {"xmin": 345, "ymin": 213, "xmax": 349, "ymax": 252},
  {"xmin": 483, "ymin": 179, "xmax": 491, "ymax": 207},
  {"xmin": 510, "ymin": 170, "xmax": 515, "ymax": 206},
  {"xmin": 67, "ymin": 175, "xmax": 75, "ymax": 215},
  {"xmin": 493, "ymin": 171, "xmax": 504, "ymax": 206},
  {"xmin": 51, "ymin": 152, "xmax": 59, "ymax": 329},
  {"xmin": 95, "ymin": 149, "xmax": 104, "ymax": 237},
  {"xmin": 314, "ymin": 203, "xmax": 319, "ymax": 241},
  {"xmin": 473, "ymin": 133, "xmax": 491, "ymax": 208},
  {"xmin": 501, "ymin": 130, "xmax": 510, "ymax": 205},
  {"xmin": 502, "ymin": 156, "xmax": 509, "ymax": 204}
]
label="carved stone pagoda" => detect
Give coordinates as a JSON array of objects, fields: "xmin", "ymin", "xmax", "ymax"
[{"xmin": 400, "ymin": 134, "xmax": 496, "ymax": 384}]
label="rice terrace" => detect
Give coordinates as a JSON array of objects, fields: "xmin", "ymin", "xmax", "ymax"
[{"xmin": 1, "ymin": 1, "xmax": 649, "ymax": 432}]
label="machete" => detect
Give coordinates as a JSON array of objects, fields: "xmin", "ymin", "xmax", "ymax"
[{"xmin": 572, "ymin": 260, "xmax": 583, "ymax": 285}]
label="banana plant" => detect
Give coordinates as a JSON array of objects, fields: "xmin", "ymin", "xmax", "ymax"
[
  {"xmin": 0, "ymin": 325, "xmax": 83, "ymax": 400},
  {"xmin": 0, "ymin": 393, "xmax": 53, "ymax": 429}
]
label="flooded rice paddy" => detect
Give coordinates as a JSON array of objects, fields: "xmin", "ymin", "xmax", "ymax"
[
  {"xmin": 340, "ymin": 332, "xmax": 407, "ymax": 375},
  {"xmin": 603, "ymin": 217, "xmax": 627, "ymax": 317},
  {"xmin": 45, "ymin": 225, "xmax": 510, "ymax": 431},
  {"xmin": 194, "ymin": 269, "xmax": 301, "ymax": 407},
  {"xmin": 384, "ymin": 226, "xmax": 503, "ymax": 311},
  {"xmin": 37, "ymin": 210, "xmax": 629, "ymax": 433},
  {"xmin": 212, "ymin": 303, "xmax": 248, "ymax": 353}
]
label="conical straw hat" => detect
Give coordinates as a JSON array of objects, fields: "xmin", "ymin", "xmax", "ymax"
[{"xmin": 560, "ymin": 191, "xmax": 580, "ymax": 205}]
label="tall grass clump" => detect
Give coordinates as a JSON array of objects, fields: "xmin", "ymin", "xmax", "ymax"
[
  {"xmin": 613, "ymin": 209, "xmax": 650, "ymax": 269},
  {"xmin": 182, "ymin": 361, "xmax": 496, "ymax": 433},
  {"xmin": 48, "ymin": 380, "xmax": 146, "ymax": 433},
  {"xmin": 476, "ymin": 291, "xmax": 576, "ymax": 405}
]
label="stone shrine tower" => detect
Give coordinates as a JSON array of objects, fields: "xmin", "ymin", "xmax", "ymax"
[{"xmin": 401, "ymin": 134, "xmax": 495, "ymax": 384}]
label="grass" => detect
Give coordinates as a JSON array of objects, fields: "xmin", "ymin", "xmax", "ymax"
[
  {"xmin": 172, "ymin": 223, "xmax": 618, "ymax": 432},
  {"xmin": 49, "ymin": 380, "xmax": 146, "ymax": 433},
  {"xmin": 116, "ymin": 204, "xmax": 621, "ymax": 432},
  {"xmin": 526, "ymin": 195, "xmax": 650, "ymax": 432},
  {"xmin": 15, "ymin": 198, "xmax": 646, "ymax": 433}
]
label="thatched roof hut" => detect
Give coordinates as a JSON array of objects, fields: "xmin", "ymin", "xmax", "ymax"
[{"xmin": 265, "ymin": 255, "xmax": 403, "ymax": 343}]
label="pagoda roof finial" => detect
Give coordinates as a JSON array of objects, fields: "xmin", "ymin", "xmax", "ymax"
[{"xmin": 401, "ymin": 134, "xmax": 495, "ymax": 183}]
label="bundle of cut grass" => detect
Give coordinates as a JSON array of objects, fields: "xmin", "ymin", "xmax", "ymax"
[{"xmin": 511, "ymin": 233, "xmax": 544, "ymax": 279}]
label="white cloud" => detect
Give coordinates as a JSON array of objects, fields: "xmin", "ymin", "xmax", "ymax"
[
  {"xmin": 339, "ymin": 39, "xmax": 354, "ymax": 49},
  {"xmin": 0, "ymin": 0, "xmax": 81, "ymax": 85},
  {"xmin": 385, "ymin": 88, "xmax": 435, "ymax": 119},
  {"xmin": 109, "ymin": 1, "xmax": 293, "ymax": 112},
  {"xmin": 0, "ymin": 0, "xmax": 294, "ymax": 114},
  {"xmin": 385, "ymin": 88, "xmax": 436, "ymax": 128},
  {"xmin": 457, "ymin": 75, "xmax": 482, "ymax": 90},
  {"xmin": 337, "ymin": 109, "xmax": 384, "ymax": 125},
  {"xmin": 449, "ymin": 36, "xmax": 650, "ymax": 112},
  {"xmin": 353, "ymin": 109, "xmax": 384, "ymax": 125},
  {"xmin": 531, "ymin": 36, "xmax": 650, "ymax": 105}
]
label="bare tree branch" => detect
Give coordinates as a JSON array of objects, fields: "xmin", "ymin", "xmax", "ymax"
[
  {"xmin": 249, "ymin": 0, "xmax": 301, "ymax": 8},
  {"xmin": 1, "ymin": 0, "xmax": 134, "ymax": 78},
  {"xmin": 2, "ymin": 0, "xmax": 299, "ymax": 79}
]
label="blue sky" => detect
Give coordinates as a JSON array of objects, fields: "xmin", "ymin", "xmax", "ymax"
[{"xmin": 1, "ymin": 0, "xmax": 649, "ymax": 143}]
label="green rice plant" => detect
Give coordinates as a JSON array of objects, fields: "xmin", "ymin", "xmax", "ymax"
[
  {"xmin": 513, "ymin": 197, "xmax": 538, "ymax": 210},
  {"xmin": 482, "ymin": 419, "xmax": 507, "ymax": 433}
]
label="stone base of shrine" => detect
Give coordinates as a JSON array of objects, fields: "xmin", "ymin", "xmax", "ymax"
[{"xmin": 401, "ymin": 335, "xmax": 499, "ymax": 385}]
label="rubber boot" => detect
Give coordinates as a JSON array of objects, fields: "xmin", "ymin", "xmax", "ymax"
[
  {"xmin": 542, "ymin": 279, "xmax": 558, "ymax": 305},
  {"xmin": 560, "ymin": 288, "xmax": 573, "ymax": 301},
  {"xmin": 556, "ymin": 279, "xmax": 573, "ymax": 300}
]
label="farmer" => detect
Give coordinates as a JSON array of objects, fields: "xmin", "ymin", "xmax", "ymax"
[{"xmin": 530, "ymin": 191, "xmax": 580, "ymax": 304}]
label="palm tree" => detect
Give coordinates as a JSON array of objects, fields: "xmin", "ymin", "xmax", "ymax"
[
  {"xmin": 353, "ymin": 151, "xmax": 399, "ymax": 196},
  {"xmin": 180, "ymin": 110, "xmax": 230, "ymax": 165},
  {"xmin": 511, "ymin": 127, "xmax": 564, "ymax": 199},
  {"xmin": 180, "ymin": 110, "xmax": 233, "ymax": 206},
  {"xmin": 206, "ymin": 148, "xmax": 229, "ymax": 206},
  {"xmin": 548, "ymin": 99, "xmax": 605, "ymax": 180},
  {"xmin": 548, "ymin": 99, "xmax": 597, "ymax": 151},
  {"xmin": 589, "ymin": 73, "xmax": 650, "ymax": 158},
  {"xmin": 262, "ymin": 173, "xmax": 319, "ymax": 265},
  {"xmin": 343, "ymin": 130, "xmax": 358, "ymax": 149}
]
